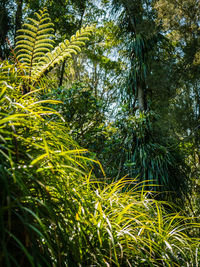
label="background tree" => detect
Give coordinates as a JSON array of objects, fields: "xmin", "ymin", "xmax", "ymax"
[
  {"xmin": 0, "ymin": 0, "xmax": 13, "ymax": 59},
  {"xmin": 154, "ymin": 0, "xmax": 200, "ymax": 212}
]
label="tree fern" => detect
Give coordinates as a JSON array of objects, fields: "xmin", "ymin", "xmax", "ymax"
[{"xmin": 15, "ymin": 8, "xmax": 94, "ymax": 90}]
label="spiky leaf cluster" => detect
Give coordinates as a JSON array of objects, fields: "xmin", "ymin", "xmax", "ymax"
[{"xmin": 15, "ymin": 8, "xmax": 94, "ymax": 87}]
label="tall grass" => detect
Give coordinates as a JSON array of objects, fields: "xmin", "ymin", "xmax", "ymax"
[{"xmin": 0, "ymin": 63, "xmax": 200, "ymax": 266}]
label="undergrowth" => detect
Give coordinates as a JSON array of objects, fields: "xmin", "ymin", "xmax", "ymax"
[{"xmin": 0, "ymin": 73, "xmax": 199, "ymax": 266}]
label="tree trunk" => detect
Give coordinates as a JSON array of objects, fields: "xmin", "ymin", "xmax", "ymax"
[
  {"xmin": 137, "ymin": 85, "xmax": 145, "ymax": 111},
  {"xmin": 137, "ymin": 82, "xmax": 147, "ymax": 111},
  {"xmin": 59, "ymin": 60, "xmax": 66, "ymax": 87},
  {"xmin": 14, "ymin": 0, "xmax": 23, "ymax": 41}
]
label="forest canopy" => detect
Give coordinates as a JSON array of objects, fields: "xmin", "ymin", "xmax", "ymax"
[{"xmin": 0, "ymin": 0, "xmax": 200, "ymax": 266}]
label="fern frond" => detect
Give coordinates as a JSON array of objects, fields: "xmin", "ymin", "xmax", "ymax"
[
  {"xmin": 15, "ymin": 8, "xmax": 54, "ymax": 79},
  {"xmin": 15, "ymin": 8, "xmax": 94, "ymax": 90},
  {"xmin": 32, "ymin": 26, "xmax": 94, "ymax": 82}
]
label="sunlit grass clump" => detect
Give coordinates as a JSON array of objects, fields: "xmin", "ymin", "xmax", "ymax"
[{"xmin": 0, "ymin": 77, "xmax": 199, "ymax": 266}]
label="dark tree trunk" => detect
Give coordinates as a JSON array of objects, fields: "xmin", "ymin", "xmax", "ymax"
[
  {"xmin": 14, "ymin": 0, "xmax": 23, "ymax": 41},
  {"xmin": 0, "ymin": 0, "xmax": 12, "ymax": 59},
  {"xmin": 137, "ymin": 81, "xmax": 147, "ymax": 111},
  {"xmin": 59, "ymin": 60, "xmax": 66, "ymax": 87},
  {"xmin": 138, "ymin": 85, "xmax": 145, "ymax": 111},
  {"xmin": 121, "ymin": 0, "xmax": 148, "ymax": 112}
]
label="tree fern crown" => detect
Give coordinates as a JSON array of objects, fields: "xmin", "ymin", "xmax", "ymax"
[{"xmin": 15, "ymin": 8, "xmax": 94, "ymax": 87}]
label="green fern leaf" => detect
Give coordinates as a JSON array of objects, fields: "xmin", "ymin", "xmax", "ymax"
[
  {"xmin": 16, "ymin": 40, "xmax": 35, "ymax": 47},
  {"xmin": 23, "ymin": 23, "xmax": 38, "ymax": 32},
  {"xmin": 68, "ymin": 45, "xmax": 81, "ymax": 52},
  {"xmin": 37, "ymin": 34, "xmax": 54, "ymax": 40},
  {"xmin": 27, "ymin": 18, "xmax": 39, "ymax": 26},
  {"xmin": 17, "ymin": 29, "xmax": 37, "ymax": 38},
  {"xmin": 15, "ymin": 8, "xmax": 54, "ymax": 80},
  {"xmin": 16, "ymin": 44, "xmax": 33, "ymax": 51},
  {"xmin": 39, "ymin": 23, "xmax": 54, "ymax": 30},
  {"xmin": 34, "ymin": 47, "xmax": 51, "ymax": 53},
  {"xmin": 32, "ymin": 26, "xmax": 94, "ymax": 82},
  {"xmin": 16, "ymin": 35, "xmax": 36, "ymax": 43},
  {"xmin": 37, "ymin": 28, "xmax": 54, "ymax": 35},
  {"xmin": 15, "ymin": 8, "xmax": 94, "ymax": 90}
]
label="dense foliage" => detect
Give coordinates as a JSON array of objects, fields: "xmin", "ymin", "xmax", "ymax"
[{"xmin": 0, "ymin": 1, "xmax": 200, "ymax": 266}]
